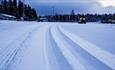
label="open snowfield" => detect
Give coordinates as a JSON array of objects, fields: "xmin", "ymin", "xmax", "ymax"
[{"xmin": 0, "ymin": 20, "xmax": 115, "ymax": 70}]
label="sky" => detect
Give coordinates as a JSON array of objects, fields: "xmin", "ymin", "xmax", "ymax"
[{"xmin": 25, "ymin": 0, "xmax": 115, "ymax": 15}]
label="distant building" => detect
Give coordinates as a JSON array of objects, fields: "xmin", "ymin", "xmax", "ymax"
[
  {"xmin": 39, "ymin": 17, "xmax": 48, "ymax": 22},
  {"xmin": 0, "ymin": 13, "xmax": 16, "ymax": 20}
]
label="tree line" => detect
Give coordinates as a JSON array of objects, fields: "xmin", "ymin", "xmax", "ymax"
[
  {"xmin": 45, "ymin": 10, "xmax": 115, "ymax": 23},
  {"xmin": 0, "ymin": 0, "xmax": 38, "ymax": 21}
]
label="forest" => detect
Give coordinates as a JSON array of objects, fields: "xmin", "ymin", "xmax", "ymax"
[{"xmin": 0, "ymin": 0, "xmax": 38, "ymax": 21}]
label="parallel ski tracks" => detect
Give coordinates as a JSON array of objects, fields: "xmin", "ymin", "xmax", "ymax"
[
  {"xmin": 0, "ymin": 23, "xmax": 114, "ymax": 70},
  {"xmin": 0, "ymin": 24, "xmax": 40, "ymax": 70}
]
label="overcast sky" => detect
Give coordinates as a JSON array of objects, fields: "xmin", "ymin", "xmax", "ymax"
[{"xmin": 25, "ymin": 0, "xmax": 115, "ymax": 15}]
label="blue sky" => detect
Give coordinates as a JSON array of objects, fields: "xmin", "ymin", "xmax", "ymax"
[{"xmin": 25, "ymin": 0, "xmax": 115, "ymax": 15}]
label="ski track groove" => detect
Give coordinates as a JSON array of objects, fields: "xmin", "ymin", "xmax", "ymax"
[
  {"xmin": 58, "ymin": 25, "xmax": 115, "ymax": 70},
  {"xmin": 46, "ymin": 25, "xmax": 73, "ymax": 70},
  {"xmin": 7, "ymin": 25, "xmax": 41, "ymax": 70},
  {"xmin": 10, "ymin": 24, "xmax": 52, "ymax": 70},
  {"xmin": 0, "ymin": 24, "xmax": 41, "ymax": 70},
  {"xmin": 56, "ymin": 25, "xmax": 112, "ymax": 70},
  {"xmin": 50, "ymin": 25, "xmax": 87, "ymax": 70}
]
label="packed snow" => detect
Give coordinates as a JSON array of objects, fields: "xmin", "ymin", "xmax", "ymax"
[{"xmin": 0, "ymin": 20, "xmax": 115, "ymax": 70}]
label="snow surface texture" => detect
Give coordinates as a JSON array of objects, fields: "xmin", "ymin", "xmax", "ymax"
[{"xmin": 0, "ymin": 20, "xmax": 115, "ymax": 70}]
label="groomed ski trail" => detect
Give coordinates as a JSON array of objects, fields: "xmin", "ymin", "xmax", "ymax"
[{"xmin": 0, "ymin": 21, "xmax": 115, "ymax": 70}]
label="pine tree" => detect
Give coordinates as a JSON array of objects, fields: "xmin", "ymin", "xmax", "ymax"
[
  {"xmin": 70, "ymin": 10, "xmax": 75, "ymax": 22},
  {"xmin": 12, "ymin": 0, "xmax": 18, "ymax": 18},
  {"xmin": 0, "ymin": 0, "xmax": 3, "ymax": 13},
  {"xmin": 13, "ymin": 0, "xmax": 17, "ymax": 6},
  {"xmin": 25, "ymin": 5, "xmax": 31, "ymax": 20},
  {"xmin": 18, "ymin": 0, "xmax": 23, "ymax": 18},
  {"xmin": 3, "ymin": 0, "xmax": 7, "ymax": 14},
  {"xmin": 32, "ymin": 8, "xmax": 37, "ymax": 20},
  {"xmin": 7, "ymin": 0, "xmax": 13, "ymax": 15}
]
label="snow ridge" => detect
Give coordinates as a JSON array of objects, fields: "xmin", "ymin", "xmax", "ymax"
[{"xmin": 58, "ymin": 25, "xmax": 115, "ymax": 70}]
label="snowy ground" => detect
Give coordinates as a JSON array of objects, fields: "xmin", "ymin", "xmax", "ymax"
[{"xmin": 0, "ymin": 20, "xmax": 115, "ymax": 70}]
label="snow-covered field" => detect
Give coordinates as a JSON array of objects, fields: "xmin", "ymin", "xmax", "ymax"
[{"xmin": 0, "ymin": 20, "xmax": 115, "ymax": 70}]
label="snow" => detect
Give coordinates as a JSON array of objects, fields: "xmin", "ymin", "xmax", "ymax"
[{"xmin": 0, "ymin": 20, "xmax": 115, "ymax": 70}]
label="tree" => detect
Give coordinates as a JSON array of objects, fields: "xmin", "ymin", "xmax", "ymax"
[
  {"xmin": 18, "ymin": 0, "xmax": 23, "ymax": 18},
  {"xmin": 0, "ymin": 0, "xmax": 38, "ymax": 21},
  {"xmin": 0, "ymin": 0, "xmax": 3, "ymax": 13},
  {"xmin": 24, "ymin": 4, "xmax": 37, "ymax": 21},
  {"xmin": 13, "ymin": 0, "xmax": 17, "ymax": 6},
  {"xmin": 6, "ymin": 0, "xmax": 13, "ymax": 15},
  {"xmin": 3, "ymin": 0, "xmax": 7, "ymax": 14},
  {"xmin": 70, "ymin": 10, "xmax": 75, "ymax": 22},
  {"xmin": 32, "ymin": 8, "xmax": 38, "ymax": 20}
]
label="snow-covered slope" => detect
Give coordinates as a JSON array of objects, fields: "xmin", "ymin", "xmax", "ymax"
[{"xmin": 0, "ymin": 20, "xmax": 115, "ymax": 70}]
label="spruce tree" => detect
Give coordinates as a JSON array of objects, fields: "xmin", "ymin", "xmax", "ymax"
[
  {"xmin": 32, "ymin": 8, "xmax": 37, "ymax": 20},
  {"xmin": 70, "ymin": 10, "xmax": 75, "ymax": 22},
  {"xmin": 13, "ymin": 0, "xmax": 17, "ymax": 6},
  {"xmin": 7, "ymin": 0, "xmax": 13, "ymax": 15},
  {"xmin": 3, "ymin": 0, "xmax": 7, "ymax": 14},
  {"xmin": 18, "ymin": 0, "xmax": 23, "ymax": 18}
]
